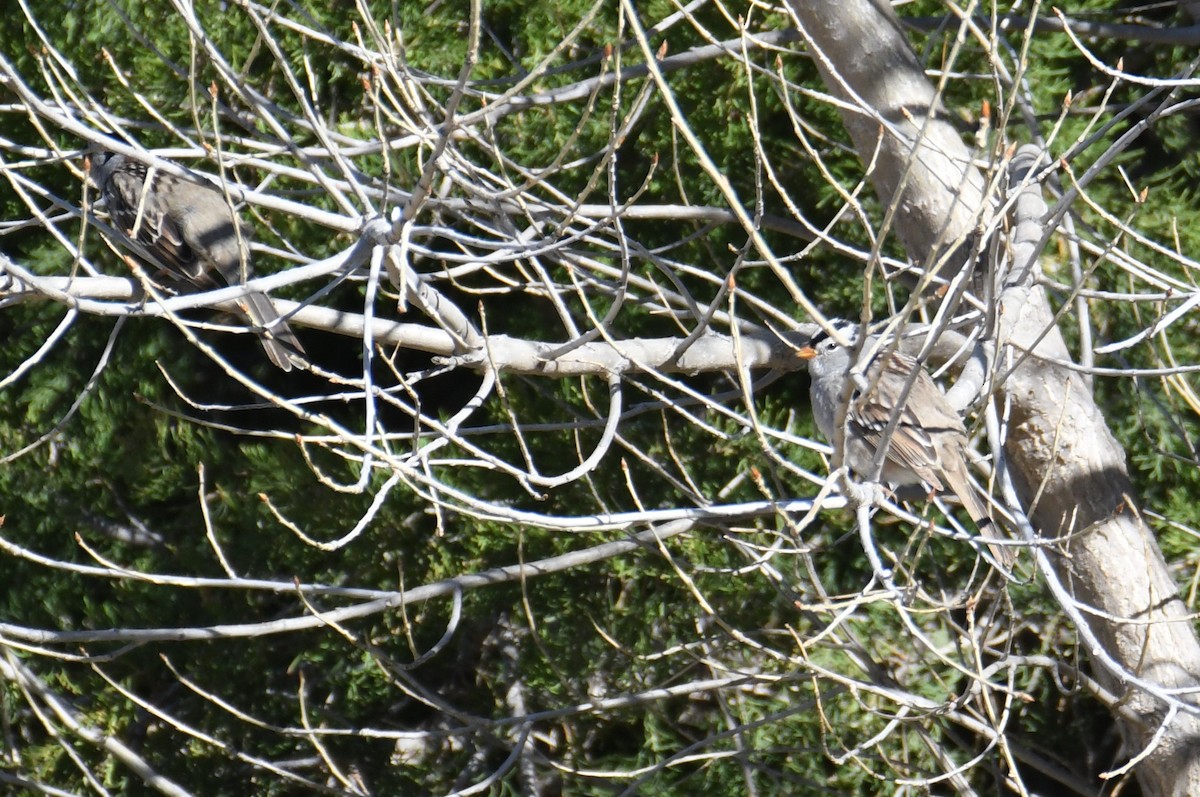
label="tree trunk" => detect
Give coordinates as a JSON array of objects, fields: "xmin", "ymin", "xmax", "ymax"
[{"xmin": 788, "ymin": 1, "xmax": 1200, "ymax": 793}]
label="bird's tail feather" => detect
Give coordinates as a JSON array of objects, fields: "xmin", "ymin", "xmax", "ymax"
[
  {"xmin": 946, "ymin": 462, "xmax": 1016, "ymax": 568},
  {"xmin": 240, "ymin": 291, "xmax": 307, "ymax": 372}
]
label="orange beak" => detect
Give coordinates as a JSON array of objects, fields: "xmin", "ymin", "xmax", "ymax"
[{"xmin": 797, "ymin": 346, "xmax": 817, "ymax": 361}]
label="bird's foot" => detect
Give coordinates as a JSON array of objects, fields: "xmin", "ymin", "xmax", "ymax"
[{"xmin": 842, "ymin": 478, "xmax": 888, "ymax": 510}]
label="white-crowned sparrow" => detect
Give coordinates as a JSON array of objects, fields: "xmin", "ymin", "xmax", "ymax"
[
  {"xmin": 87, "ymin": 150, "xmax": 306, "ymax": 371},
  {"xmin": 798, "ymin": 320, "xmax": 1014, "ymax": 566}
]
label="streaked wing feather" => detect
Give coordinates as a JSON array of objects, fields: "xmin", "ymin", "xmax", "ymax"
[
  {"xmin": 848, "ymin": 351, "xmax": 967, "ymax": 486},
  {"xmin": 106, "ymin": 168, "xmax": 206, "ymax": 284},
  {"xmin": 96, "ymin": 153, "xmax": 306, "ymax": 370}
]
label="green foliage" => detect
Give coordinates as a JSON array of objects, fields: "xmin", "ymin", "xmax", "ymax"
[{"xmin": 3, "ymin": 0, "xmax": 1200, "ymax": 794}]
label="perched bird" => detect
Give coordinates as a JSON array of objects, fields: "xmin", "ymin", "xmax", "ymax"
[
  {"xmin": 87, "ymin": 149, "xmax": 306, "ymax": 371},
  {"xmin": 798, "ymin": 320, "xmax": 1014, "ymax": 566}
]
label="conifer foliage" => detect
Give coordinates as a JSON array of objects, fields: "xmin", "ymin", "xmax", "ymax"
[{"xmin": 1, "ymin": 1, "xmax": 1200, "ymax": 794}]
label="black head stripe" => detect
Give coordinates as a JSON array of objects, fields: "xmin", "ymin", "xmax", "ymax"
[{"xmin": 808, "ymin": 318, "xmax": 852, "ymax": 347}]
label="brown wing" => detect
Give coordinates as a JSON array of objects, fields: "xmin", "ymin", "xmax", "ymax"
[
  {"xmin": 840, "ymin": 344, "xmax": 1013, "ymax": 565},
  {"xmin": 99, "ymin": 155, "xmax": 306, "ymax": 370},
  {"xmin": 103, "ymin": 164, "xmax": 212, "ymax": 287},
  {"xmin": 848, "ymin": 351, "xmax": 968, "ymax": 488}
]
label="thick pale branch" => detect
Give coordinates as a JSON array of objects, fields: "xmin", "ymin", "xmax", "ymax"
[{"xmin": 2, "ymin": 268, "xmax": 808, "ymax": 375}]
